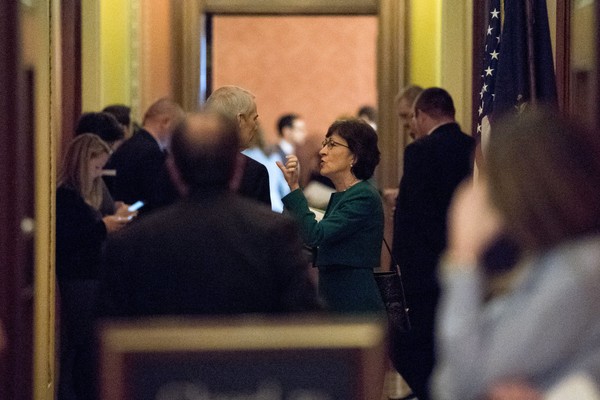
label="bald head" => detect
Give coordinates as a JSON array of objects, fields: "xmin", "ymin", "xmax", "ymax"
[
  {"xmin": 143, "ymin": 98, "xmax": 184, "ymax": 125},
  {"xmin": 142, "ymin": 98, "xmax": 185, "ymax": 147},
  {"xmin": 171, "ymin": 111, "xmax": 240, "ymax": 190}
]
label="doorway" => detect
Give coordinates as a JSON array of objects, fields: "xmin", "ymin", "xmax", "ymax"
[{"xmin": 171, "ymin": 0, "xmax": 407, "ymax": 189}]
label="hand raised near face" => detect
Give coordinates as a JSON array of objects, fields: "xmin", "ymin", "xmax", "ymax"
[{"xmin": 276, "ymin": 155, "xmax": 301, "ymax": 191}]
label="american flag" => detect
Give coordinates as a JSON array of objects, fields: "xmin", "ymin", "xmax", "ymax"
[
  {"xmin": 476, "ymin": 0, "xmax": 557, "ymax": 154},
  {"xmin": 476, "ymin": 0, "xmax": 502, "ymax": 148}
]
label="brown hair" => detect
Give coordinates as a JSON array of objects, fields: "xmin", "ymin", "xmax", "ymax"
[
  {"xmin": 325, "ymin": 118, "xmax": 380, "ymax": 180},
  {"xmin": 414, "ymin": 87, "xmax": 455, "ymax": 119},
  {"xmin": 486, "ymin": 108, "xmax": 600, "ymax": 251}
]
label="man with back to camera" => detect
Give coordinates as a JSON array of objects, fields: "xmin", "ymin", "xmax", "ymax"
[
  {"xmin": 105, "ymin": 98, "xmax": 185, "ymax": 214},
  {"xmin": 390, "ymin": 87, "xmax": 475, "ymax": 400},
  {"xmin": 99, "ymin": 110, "xmax": 321, "ymax": 317},
  {"xmin": 204, "ymin": 85, "xmax": 271, "ymax": 207}
]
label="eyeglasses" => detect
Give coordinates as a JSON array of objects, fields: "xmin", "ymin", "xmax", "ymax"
[{"xmin": 321, "ymin": 137, "xmax": 350, "ymax": 150}]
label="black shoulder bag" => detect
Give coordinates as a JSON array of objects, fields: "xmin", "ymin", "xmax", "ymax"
[{"xmin": 374, "ymin": 239, "xmax": 411, "ymax": 332}]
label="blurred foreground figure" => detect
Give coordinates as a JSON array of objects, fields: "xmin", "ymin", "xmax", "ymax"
[
  {"xmin": 432, "ymin": 109, "xmax": 600, "ymax": 400},
  {"xmin": 100, "ymin": 111, "xmax": 321, "ymax": 317}
]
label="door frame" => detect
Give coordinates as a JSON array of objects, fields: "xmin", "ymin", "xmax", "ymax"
[
  {"xmin": 0, "ymin": 1, "xmax": 33, "ymax": 399},
  {"xmin": 171, "ymin": 0, "xmax": 407, "ymax": 189}
]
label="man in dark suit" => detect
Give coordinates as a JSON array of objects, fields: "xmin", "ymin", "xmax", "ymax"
[
  {"xmin": 390, "ymin": 87, "xmax": 475, "ymax": 400},
  {"xmin": 204, "ymin": 85, "xmax": 271, "ymax": 207},
  {"xmin": 100, "ymin": 111, "xmax": 320, "ymax": 317},
  {"xmin": 106, "ymin": 98, "xmax": 185, "ymax": 213}
]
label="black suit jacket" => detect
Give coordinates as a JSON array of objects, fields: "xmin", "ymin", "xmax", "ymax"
[
  {"xmin": 105, "ymin": 129, "xmax": 177, "ymax": 212},
  {"xmin": 392, "ymin": 122, "xmax": 474, "ymax": 297},
  {"xmin": 238, "ymin": 154, "xmax": 271, "ymax": 207},
  {"xmin": 389, "ymin": 122, "xmax": 474, "ymax": 400},
  {"xmin": 100, "ymin": 190, "xmax": 320, "ymax": 317}
]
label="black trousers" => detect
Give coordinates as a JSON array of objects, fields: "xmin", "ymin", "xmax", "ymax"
[
  {"xmin": 57, "ymin": 279, "xmax": 100, "ymax": 400},
  {"xmin": 389, "ymin": 292, "xmax": 438, "ymax": 400}
]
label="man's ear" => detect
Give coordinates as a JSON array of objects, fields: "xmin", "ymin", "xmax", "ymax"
[{"xmin": 236, "ymin": 113, "xmax": 244, "ymax": 125}]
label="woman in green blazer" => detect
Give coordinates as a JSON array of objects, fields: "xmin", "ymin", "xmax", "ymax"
[{"xmin": 277, "ymin": 119, "xmax": 385, "ymax": 313}]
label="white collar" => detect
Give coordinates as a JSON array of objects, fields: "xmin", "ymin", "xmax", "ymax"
[{"xmin": 279, "ymin": 139, "xmax": 294, "ymax": 155}]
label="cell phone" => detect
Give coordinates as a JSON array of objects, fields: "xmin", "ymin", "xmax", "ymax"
[{"xmin": 128, "ymin": 201, "xmax": 145, "ymax": 212}]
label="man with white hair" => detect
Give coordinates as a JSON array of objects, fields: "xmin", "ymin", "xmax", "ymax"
[{"xmin": 204, "ymin": 85, "xmax": 271, "ymax": 207}]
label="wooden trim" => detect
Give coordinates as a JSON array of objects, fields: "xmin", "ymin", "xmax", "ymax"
[
  {"xmin": 171, "ymin": 0, "xmax": 202, "ymax": 111},
  {"xmin": 61, "ymin": 0, "xmax": 82, "ymax": 158},
  {"xmin": 0, "ymin": 1, "xmax": 33, "ymax": 399},
  {"xmin": 174, "ymin": 0, "xmax": 379, "ymax": 113},
  {"xmin": 203, "ymin": 0, "xmax": 377, "ymax": 15},
  {"xmin": 174, "ymin": 0, "xmax": 402, "ymax": 186},
  {"xmin": 377, "ymin": 0, "xmax": 406, "ymax": 189}
]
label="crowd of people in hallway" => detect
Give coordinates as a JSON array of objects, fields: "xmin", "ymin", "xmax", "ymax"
[{"xmin": 54, "ymin": 84, "xmax": 600, "ymax": 400}]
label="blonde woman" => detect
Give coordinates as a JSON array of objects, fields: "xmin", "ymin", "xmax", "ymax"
[{"xmin": 56, "ymin": 133, "xmax": 131, "ymax": 400}]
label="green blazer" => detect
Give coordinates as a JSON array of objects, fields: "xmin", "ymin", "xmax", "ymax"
[{"xmin": 282, "ymin": 181, "xmax": 384, "ymax": 269}]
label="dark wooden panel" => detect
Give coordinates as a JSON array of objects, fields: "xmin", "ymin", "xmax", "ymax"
[
  {"xmin": 0, "ymin": 1, "xmax": 33, "ymax": 399},
  {"xmin": 61, "ymin": 0, "xmax": 82, "ymax": 157}
]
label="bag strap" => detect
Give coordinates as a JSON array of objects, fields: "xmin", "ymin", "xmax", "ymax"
[{"xmin": 383, "ymin": 238, "xmax": 401, "ymax": 273}]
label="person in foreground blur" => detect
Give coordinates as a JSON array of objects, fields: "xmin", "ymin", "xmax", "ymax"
[
  {"xmin": 390, "ymin": 87, "xmax": 475, "ymax": 400},
  {"xmin": 56, "ymin": 134, "xmax": 133, "ymax": 400},
  {"xmin": 106, "ymin": 98, "xmax": 184, "ymax": 213},
  {"xmin": 204, "ymin": 85, "xmax": 271, "ymax": 207},
  {"xmin": 100, "ymin": 111, "xmax": 321, "ymax": 317},
  {"xmin": 277, "ymin": 118, "xmax": 385, "ymax": 313},
  {"xmin": 431, "ymin": 109, "xmax": 600, "ymax": 400}
]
